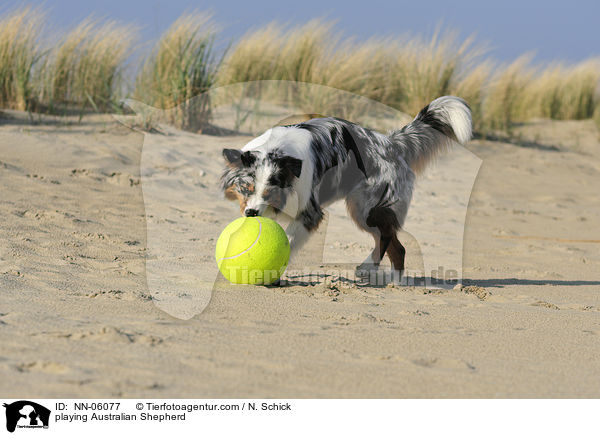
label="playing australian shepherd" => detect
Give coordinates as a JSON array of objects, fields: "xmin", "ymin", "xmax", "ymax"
[{"xmin": 221, "ymin": 96, "xmax": 472, "ymax": 281}]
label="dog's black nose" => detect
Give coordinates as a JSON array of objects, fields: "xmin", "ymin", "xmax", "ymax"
[{"xmin": 245, "ymin": 208, "xmax": 259, "ymax": 217}]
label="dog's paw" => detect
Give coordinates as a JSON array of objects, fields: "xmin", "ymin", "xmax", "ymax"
[
  {"xmin": 356, "ymin": 257, "xmax": 380, "ymax": 269},
  {"xmin": 356, "ymin": 266, "xmax": 405, "ymax": 286},
  {"xmin": 355, "ymin": 262, "xmax": 380, "ymax": 281},
  {"xmin": 389, "ymin": 270, "xmax": 404, "ymax": 285}
]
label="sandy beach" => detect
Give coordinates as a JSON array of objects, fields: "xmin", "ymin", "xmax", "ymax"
[{"xmin": 1, "ymin": 108, "xmax": 599, "ymax": 398}]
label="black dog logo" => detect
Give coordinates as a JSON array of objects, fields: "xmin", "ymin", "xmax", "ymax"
[{"xmin": 3, "ymin": 401, "xmax": 50, "ymax": 433}]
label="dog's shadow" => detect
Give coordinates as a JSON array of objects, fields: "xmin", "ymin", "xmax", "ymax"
[
  {"xmin": 278, "ymin": 271, "xmax": 445, "ymax": 289},
  {"xmin": 279, "ymin": 272, "xmax": 361, "ymax": 287},
  {"xmin": 463, "ymin": 278, "xmax": 600, "ymax": 288},
  {"xmin": 279, "ymin": 274, "xmax": 600, "ymax": 290}
]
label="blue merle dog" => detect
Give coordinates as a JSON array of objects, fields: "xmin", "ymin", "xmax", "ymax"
[{"xmin": 221, "ymin": 96, "xmax": 472, "ymax": 279}]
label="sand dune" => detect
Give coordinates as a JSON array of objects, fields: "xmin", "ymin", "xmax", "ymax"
[{"xmin": 0, "ymin": 110, "xmax": 599, "ymax": 397}]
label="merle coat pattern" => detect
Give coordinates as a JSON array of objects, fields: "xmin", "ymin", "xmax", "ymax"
[{"xmin": 221, "ymin": 96, "xmax": 472, "ymax": 280}]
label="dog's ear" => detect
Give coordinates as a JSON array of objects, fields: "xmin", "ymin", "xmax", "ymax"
[
  {"xmin": 223, "ymin": 149, "xmax": 258, "ymax": 168},
  {"xmin": 223, "ymin": 149, "xmax": 242, "ymax": 167},
  {"xmin": 276, "ymin": 156, "xmax": 302, "ymax": 178}
]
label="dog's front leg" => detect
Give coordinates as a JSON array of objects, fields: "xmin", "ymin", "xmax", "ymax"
[
  {"xmin": 285, "ymin": 198, "xmax": 323, "ymax": 259},
  {"xmin": 285, "ymin": 219, "xmax": 311, "ymax": 258},
  {"xmin": 264, "ymin": 219, "xmax": 310, "ymax": 288}
]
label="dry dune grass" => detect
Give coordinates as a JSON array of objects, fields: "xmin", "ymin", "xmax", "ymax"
[
  {"xmin": 219, "ymin": 23, "xmax": 591, "ymax": 134},
  {"xmin": 38, "ymin": 18, "xmax": 135, "ymax": 112},
  {"xmin": 0, "ymin": 6, "xmax": 599, "ymax": 134},
  {"xmin": 217, "ymin": 23, "xmax": 282, "ymax": 87},
  {"xmin": 389, "ymin": 32, "xmax": 483, "ymax": 116},
  {"xmin": 531, "ymin": 59, "xmax": 600, "ymax": 120},
  {"xmin": 304, "ymin": 38, "xmax": 397, "ymax": 118},
  {"xmin": 278, "ymin": 20, "xmax": 333, "ymax": 84},
  {"xmin": 135, "ymin": 12, "xmax": 222, "ymax": 132},
  {"xmin": 0, "ymin": 6, "xmax": 133, "ymax": 113},
  {"xmin": 481, "ymin": 56, "xmax": 600, "ymax": 133},
  {"xmin": 481, "ymin": 56, "xmax": 536, "ymax": 133},
  {"xmin": 218, "ymin": 24, "xmax": 487, "ymax": 122},
  {"xmin": 0, "ymin": 7, "xmax": 43, "ymax": 111}
]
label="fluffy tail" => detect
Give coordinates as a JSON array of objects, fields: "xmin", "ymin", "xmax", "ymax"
[{"xmin": 390, "ymin": 96, "xmax": 472, "ymax": 174}]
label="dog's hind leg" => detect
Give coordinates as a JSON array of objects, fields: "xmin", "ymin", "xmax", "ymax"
[
  {"xmin": 347, "ymin": 194, "xmax": 389, "ymax": 277},
  {"xmin": 386, "ymin": 234, "xmax": 406, "ymax": 282},
  {"xmin": 355, "ymin": 205, "xmax": 406, "ymax": 282}
]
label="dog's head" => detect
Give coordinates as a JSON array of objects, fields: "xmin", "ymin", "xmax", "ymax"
[{"xmin": 221, "ymin": 148, "xmax": 302, "ymax": 217}]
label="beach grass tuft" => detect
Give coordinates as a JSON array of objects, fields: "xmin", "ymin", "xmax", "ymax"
[
  {"xmin": 0, "ymin": 6, "xmax": 44, "ymax": 111},
  {"xmin": 135, "ymin": 12, "xmax": 222, "ymax": 132},
  {"xmin": 37, "ymin": 18, "xmax": 135, "ymax": 113}
]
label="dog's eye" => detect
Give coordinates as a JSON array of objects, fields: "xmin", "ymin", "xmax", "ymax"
[
  {"xmin": 237, "ymin": 183, "xmax": 254, "ymax": 196},
  {"xmin": 263, "ymin": 188, "xmax": 276, "ymax": 200},
  {"xmin": 262, "ymin": 187, "xmax": 284, "ymax": 209},
  {"xmin": 268, "ymin": 174, "xmax": 286, "ymax": 188}
]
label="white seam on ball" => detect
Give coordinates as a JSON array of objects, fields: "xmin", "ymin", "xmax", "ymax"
[{"xmin": 216, "ymin": 217, "xmax": 262, "ymax": 261}]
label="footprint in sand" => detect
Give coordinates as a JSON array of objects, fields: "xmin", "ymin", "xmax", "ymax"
[
  {"xmin": 582, "ymin": 330, "xmax": 599, "ymax": 335},
  {"xmin": 104, "ymin": 171, "xmax": 140, "ymax": 187},
  {"xmin": 25, "ymin": 173, "xmax": 61, "ymax": 184},
  {"xmin": 16, "ymin": 361, "xmax": 68, "ymax": 374},
  {"xmin": 60, "ymin": 326, "xmax": 163, "ymax": 346},
  {"xmin": 70, "ymin": 168, "xmax": 140, "ymax": 186},
  {"xmin": 0, "ymin": 160, "xmax": 25, "ymax": 173},
  {"xmin": 456, "ymin": 285, "xmax": 490, "ymax": 301},
  {"xmin": 411, "ymin": 357, "xmax": 476, "ymax": 372},
  {"xmin": 531, "ymin": 300, "xmax": 560, "ymax": 310}
]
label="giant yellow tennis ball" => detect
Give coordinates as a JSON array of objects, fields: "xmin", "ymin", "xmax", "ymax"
[{"xmin": 215, "ymin": 216, "xmax": 290, "ymax": 285}]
